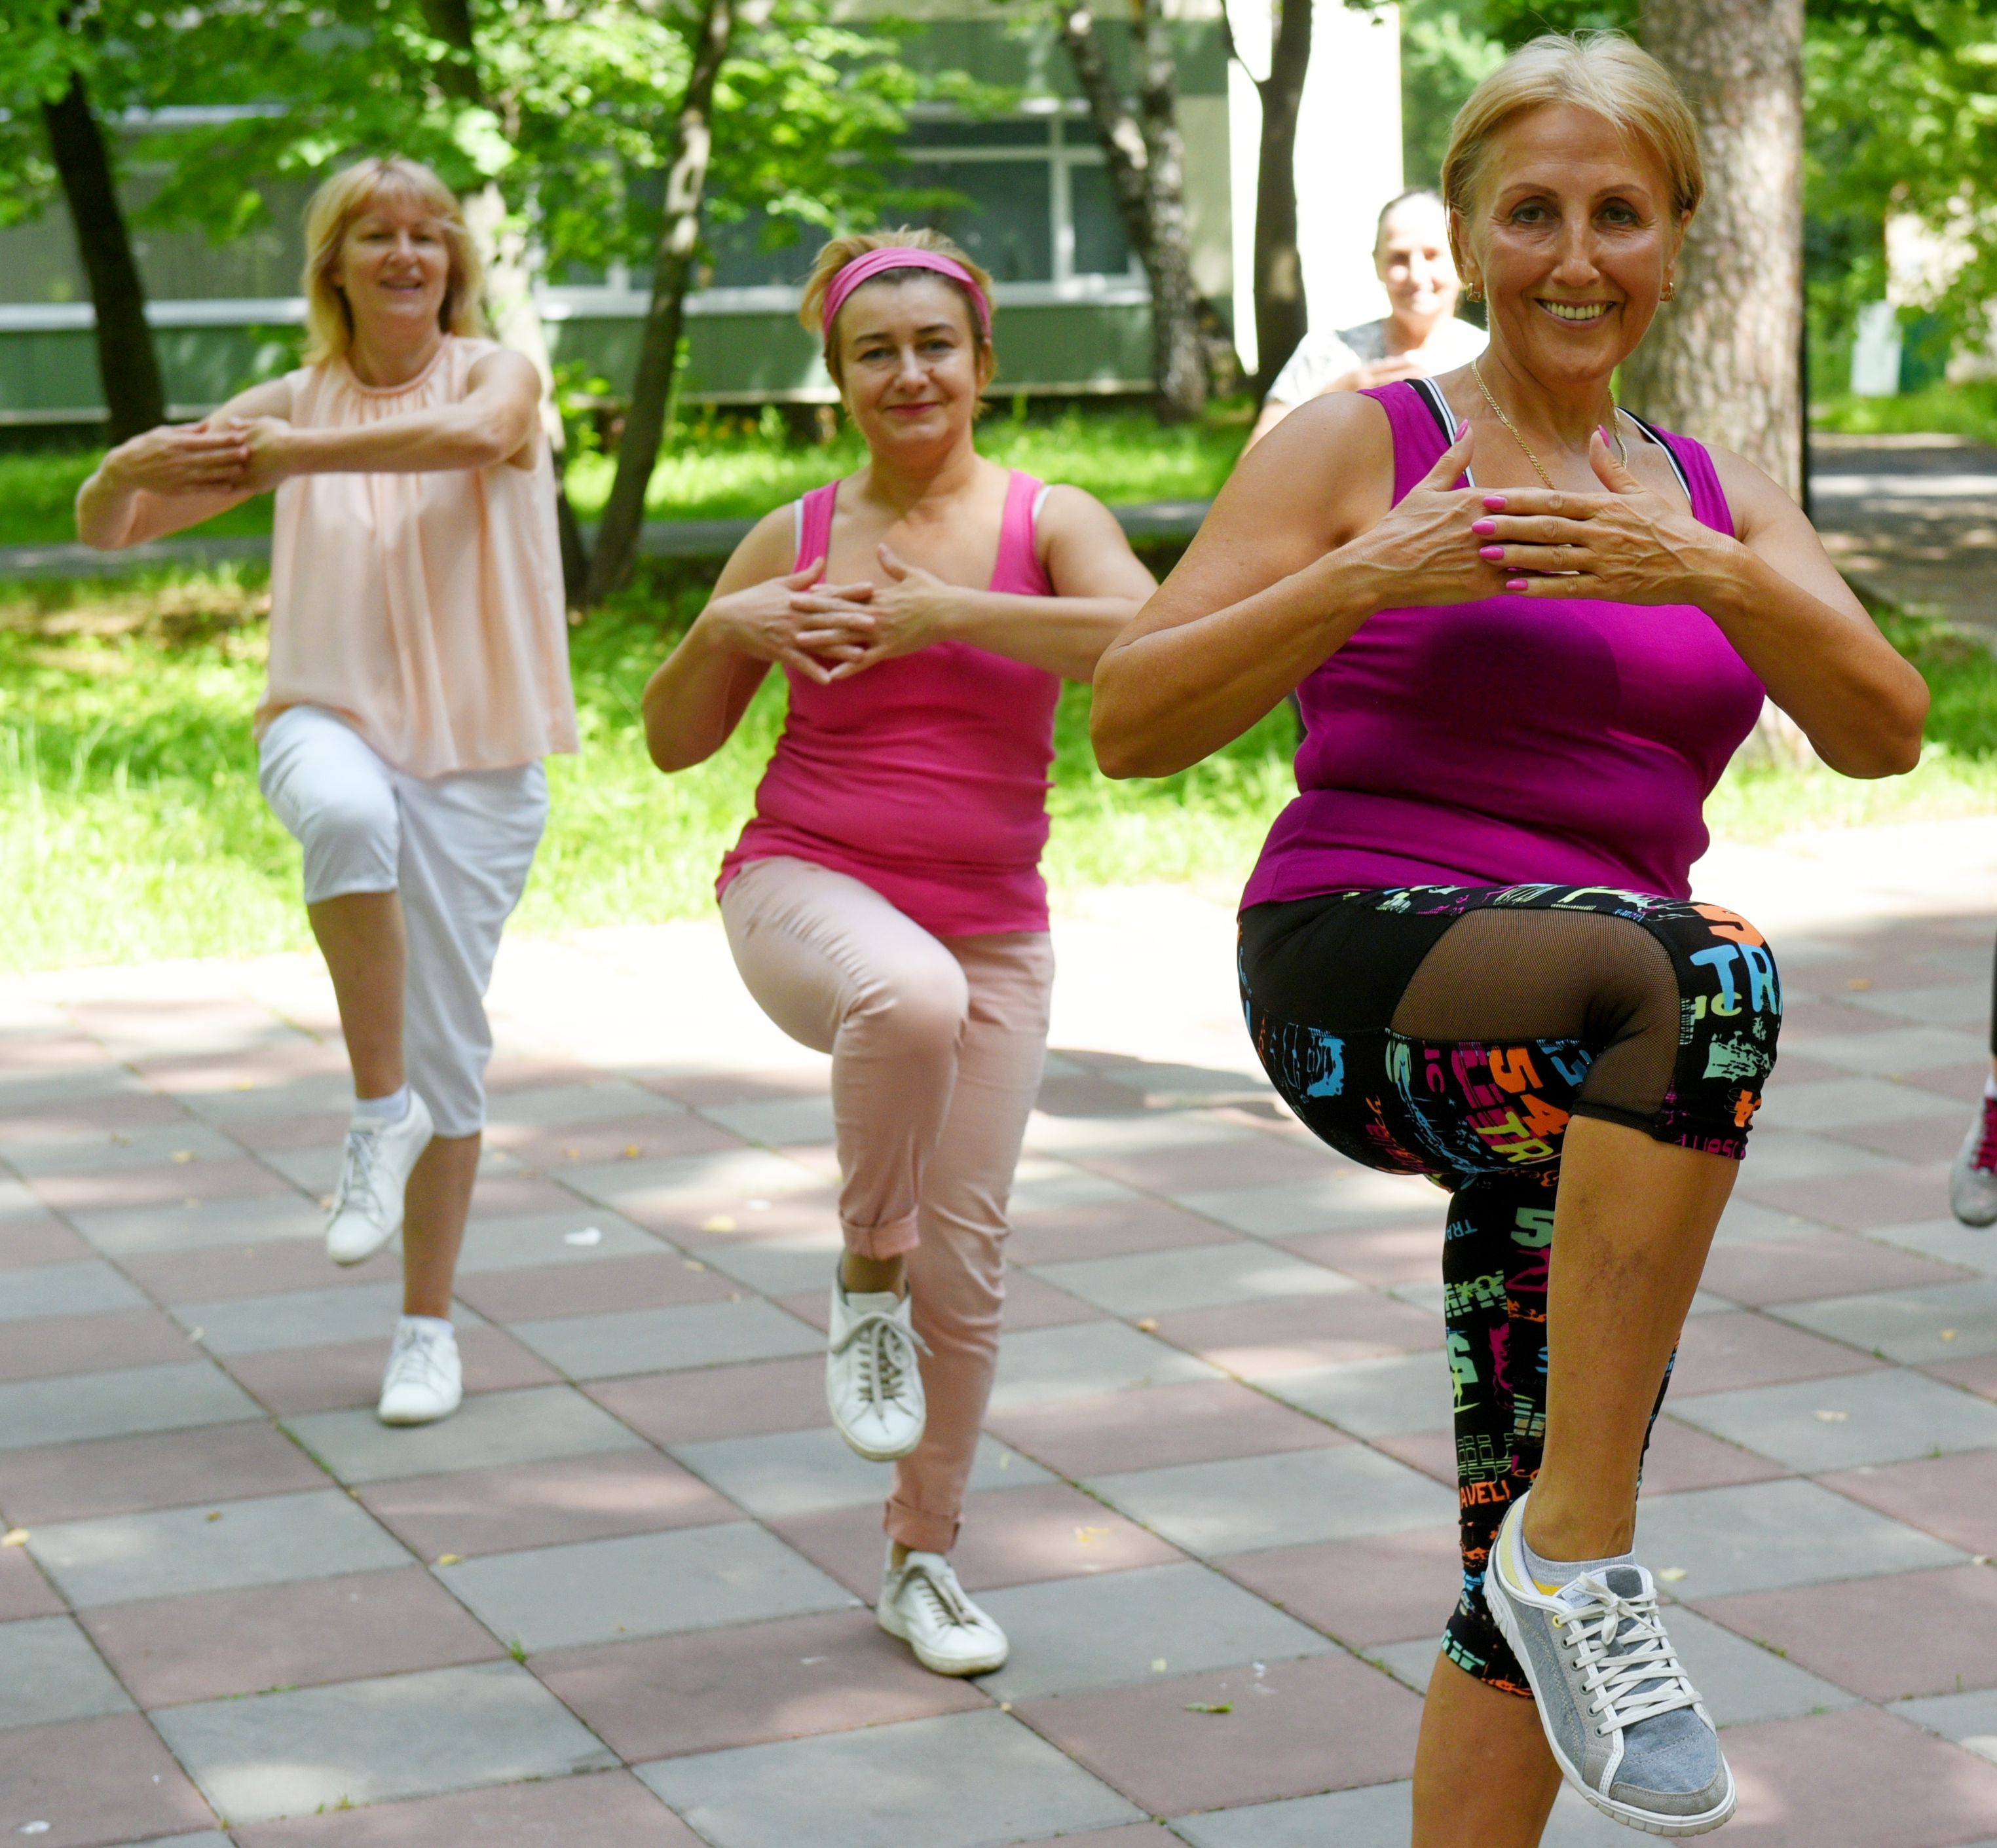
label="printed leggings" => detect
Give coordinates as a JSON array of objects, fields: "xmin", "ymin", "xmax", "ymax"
[{"xmin": 1238, "ymin": 882, "xmax": 1782, "ymax": 1695}]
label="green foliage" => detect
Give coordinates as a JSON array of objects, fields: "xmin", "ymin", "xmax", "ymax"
[
  {"xmin": 0, "ymin": 450, "xmax": 271, "ymax": 549},
  {"xmin": 1811, "ymin": 381, "xmax": 1997, "ymax": 445},
  {"xmin": 1398, "ymin": 0, "xmax": 1506, "ymax": 189}
]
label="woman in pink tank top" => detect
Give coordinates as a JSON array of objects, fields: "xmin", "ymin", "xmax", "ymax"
[
  {"xmin": 1092, "ymin": 37, "xmax": 1926, "ymax": 1847},
  {"xmin": 643, "ymin": 229, "xmax": 1154, "ymax": 1676}
]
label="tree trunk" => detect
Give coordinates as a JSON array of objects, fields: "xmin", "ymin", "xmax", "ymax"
[
  {"xmin": 422, "ymin": 0, "xmax": 591, "ymax": 599},
  {"xmin": 1055, "ymin": 0, "xmax": 1208, "ymax": 422},
  {"xmin": 582, "ymin": 0, "xmax": 733, "ymax": 604},
  {"xmin": 42, "ymin": 69, "xmax": 164, "ymax": 445},
  {"xmin": 1250, "ymin": 0, "xmax": 1311, "ymax": 397}
]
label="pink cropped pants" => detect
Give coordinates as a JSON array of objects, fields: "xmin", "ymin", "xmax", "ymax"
[{"xmin": 720, "ymin": 856, "xmax": 1054, "ymax": 1553}]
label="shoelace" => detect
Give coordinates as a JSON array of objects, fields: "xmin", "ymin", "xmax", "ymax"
[
  {"xmin": 1559, "ymin": 1574, "xmax": 1700, "ymax": 1737},
  {"xmin": 1974, "ymin": 1096, "xmax": 1997, "ymax": 1173},
  {"xmin": 384, "ymin": 1325, "xmax": 451, "ymax": 1394},
  {"xmin": 330, "ymin": 1124, "xmax": 383, "ymax": 1217},
  {"xmin": 901, "ymin": 1559, "xmax": 980, "ymax": 1633},
  {"xmin": 832, "ymin": 1306, "xmax": 930, "ymax": 1410}
]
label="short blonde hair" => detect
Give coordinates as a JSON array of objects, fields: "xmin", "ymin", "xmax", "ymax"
[
  {"xmin": 800, "ymin": 227, "xmax": 996, "ymax": 388},
  {"xmin": 301, "ymin": 157, "xmax": 484, "ymax": 367},
  {"xmin": 1442, "ymin": 33, "xmax": 1704, "ymax": 228}
]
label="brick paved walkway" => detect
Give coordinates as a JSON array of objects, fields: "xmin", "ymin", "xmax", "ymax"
[{"xmin": 5, "ymin": 828, "xmax": 1997, "ymax": 1847}]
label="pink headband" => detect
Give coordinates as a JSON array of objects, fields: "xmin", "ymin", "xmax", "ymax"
[{"xmin": 820, "ymin": 247, "xmax": 992, "ymax": 351}]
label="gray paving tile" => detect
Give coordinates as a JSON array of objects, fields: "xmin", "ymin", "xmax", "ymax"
[
  {"xmin": 1033, "ymin": 1242, "xmax": 1358, "ymax": 1318},
  {"xmin": 670, "ymin": 1426, "xmax": 1048, "ymax": 1518},
  {"xmin": 0, "ymin": 1177, "xmax": 45, "ymax": 1219},
  {"xmin": 1540, "ymin": 1786, "xmax": 1668, "ymax": 1845},
  {"xmin": 0, "ymin": 1258, "xmax": 145, "ymax": 1320},
  {"xmin": 1660, "ymin": 1608, "xmax": 1859, "ymax": 1725},
  {"xmin": 639, "ymin": 1708, "xmax": 1142, "ymax": 1848},
  {"xmin": 1087, "ymin": 1446, "xmax": 1456, "ymax": 1556},
  {"xmin": 1263, "ymin": 1352, "xmax": 1453, "ymax": 1437},
  {"xmin": 455, "ymin": 1208, "xmax": 668, "ymax": 1273},
  {"xmin": 284, "ymin": 1384, "xmax": 646, "ymax": 1485},
  {"xmin": 1672, "ymin": 1367, "xmax": 1997, "ymax": 1469},
  {"xmin": 1634, "ymin": 1479, "xmax": 1963, "ymax": 1599},
  {"xmin": 1845, "ymin": 984, "xmax": 1993, "ymax": 1028},
  {"xmin": 1009, "ymin": 1160, "xmax": 1146, "ymax": 1215},
  {"xmin": 172, "ymin": 1283, "xmax": 487, "ymax": 1356},
  {"xmin": 1176, "ymin": 1171, "xmax": 1444, "ymax": 1237},
  {"xmin": 977, "ymin": 1561, "xmax": 1335, "ymax": 1701},
  {"xmin": 0, "ymin": 1616, "xmax": 134, "ymax": 1727},
  {"xmin": 69, "ymin": 1194, "xmax": 322, "ymax": 1257},
  {"xmin": 1788, "ymin": 1024, "xmax": 1988, "ymax": 1075},
  {"xmin": 152, "ymin": 1659, "xmax": 616, "ymax": 1824},
  {"xmin": 510, "ymin": 1299, "xmax": 820, "ymax": 1379},
  {"xmin": 0, "ymin": 1361, "xmax": 259, "ymax": 1451},
  {"xmin": 697, "ymin": 1096, "xmax": 836, "ymax": 1145},
  {"xmin": 1757, "ymin": 1076, "xmax": 1961, "ymax": 1132},
  {"xmin": 1, "ymin": 1124, "xmax": 236, "ymax": 1175},
  {"xmin": 696, "ymin": 1228, "xmax": 842, "ymax": 1295},
  {"xmin": 1172, "ymin": 1781, "xmax": 1412, "ymax": 1848},
  {"xmin": 1894, "ymin": 1687, "xmax": 1997, "ymax": 1763},
  {"xmin": 179, "ymin": 1072, "xmax": 356, "ymax": 1122},
  {"xmin": 1363, "ymin": 1636, "xmax": 1440, "ymax": 1694},
  {"xmin": 1024, "ymin": 1111, "xmax": 1259, "ymax": 1158},
  {"xmin": 989, "ymin": 1320, "xmax": 1223, "ymax": 1409},
  {"xmin": 485, "ymin": 1080, "xmax": 686, "ymax": 1127},
  {"xmin": 255, "ymin": 1145, "xmax": 345, "ymax": 1194},
  {"xmin": 1774, "ymin": 1277, "xmax": 1997, "ymax": 1364},
  {"xmin": 1868, "ymin": 1217, "xmax": 1997, "ymax": 1277},
  {"xmin": 437, "ymin": 1520, "xmax": 852, "ymax": 1652},
  {"xmin": 29, "ymin": 1488, "xmax": 408, "ymax": 1607},
  {"xmin": 1733, "ymin": 1128, "xmax": 1899, "ymax": 1184},
  {"xmin": 106, "ymin": 1836, "xmax": 231, "ymax": 1847},
  {"xmin": 1711, "ymin": 1199, "xmax": 1825, "ymax": 1246},
  {"xmin": 565, "ymin": 1147, "xmax": 823, "ymax": 1214},
  {"xmin": 0, "ymin": 1067, "xmax": 146, "ymax": 1108}
]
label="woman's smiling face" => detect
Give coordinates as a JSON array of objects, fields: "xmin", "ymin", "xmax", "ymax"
[{"xmin": 1455, "ymin": 102, "xmax": 1686, "ymax": 386}]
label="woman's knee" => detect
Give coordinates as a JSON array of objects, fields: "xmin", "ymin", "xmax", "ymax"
[
  {"xmin": 851, "ymin": 954, "xmax": 971, "ymax": 1056},
  {"xmin": 297, "ymin": 785, "xmax": 399, "ymax": 902}
]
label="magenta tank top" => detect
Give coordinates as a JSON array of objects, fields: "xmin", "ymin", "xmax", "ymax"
[
  {"xmin": 1241, "ymin": 380, "xmax": 1766, "ymax": 909},
  {"xmin": 717, "ymin": 470, "xmax": 1062, "ymax": 937}
]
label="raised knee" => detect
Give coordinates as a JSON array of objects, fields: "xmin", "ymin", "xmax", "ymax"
[
  {"xmin": 853, "ymin": 965, "xmax": 969, "ymax": 1052},
  {"xmin": 301, "ymin": 786, "xmax": 397, "ymax": 862}
]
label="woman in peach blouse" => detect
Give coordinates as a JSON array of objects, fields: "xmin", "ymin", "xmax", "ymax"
[{"xmin": 77, "ymin": 156, "xmax": 576, "ymax": 1427}]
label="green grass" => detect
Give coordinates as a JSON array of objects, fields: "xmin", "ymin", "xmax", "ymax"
[
  {"xmin": 1811, "ymin": 380, "xmax": 1997, "ymax": 446},
  {"xmin": 0, "ymin": 450, "xmax": 275, "ymax": 549}
]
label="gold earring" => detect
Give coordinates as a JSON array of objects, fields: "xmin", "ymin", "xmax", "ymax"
[
  {"xmin": 1661, "ymin": 280, "xmax": 1676, "ymax": 301},
  {"xmin": 1466, "ymin": 282, "xmax": 1484, "ymax": 303}
]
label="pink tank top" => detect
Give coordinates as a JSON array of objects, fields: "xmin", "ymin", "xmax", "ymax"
[
  {"xmin": 717, "ymin": 470, "xmax": 1062, "ymax": 937},
  {"xmin": 1240, "ymin": 380, "xmax": 1766, "ymax": 908}
]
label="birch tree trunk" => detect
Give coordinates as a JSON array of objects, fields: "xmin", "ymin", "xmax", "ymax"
[
  {"xmin": 582, "ymin": 0, "xmax": 734, "ymax": 603},
  {"xmin": 1625, "ymin": 0, "xmax": 1816, "ymax": 767},
  {"xmin": 1056, "ymin": 0, "xmax": 1208, "ymax": 421}
]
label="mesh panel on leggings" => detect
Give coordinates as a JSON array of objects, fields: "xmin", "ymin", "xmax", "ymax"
[{"xmin": 1388, "ymin": 908, "xmax": 1683, "ymax": 1132}]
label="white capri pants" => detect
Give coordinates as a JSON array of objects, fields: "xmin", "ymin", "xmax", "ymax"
[{"xmin": 257, "ymin": 705, "xmax": 548, "ymax": 1137}]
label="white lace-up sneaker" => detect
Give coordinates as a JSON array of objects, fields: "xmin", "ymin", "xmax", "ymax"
[
  {"xmin": 1484, "ymin": 1493, "xmax": 1734, "ymax": 1836},
  {"xmin": 825, "ymin": 1266, "xmax": 927, "ymax": 1461},
  {"xmin": 377, "ymin": 1316, "xmax": 462, "ymax": 1426},
  {"xmin": 1950, "ymin": 1093, "xmax": 1997, "ymax": 1227},
  {"xmin": 326, "ymin": 1092, "xmax": 434, "ymax": 1266},
  {"xmin": 878, "ymin": 1547, "xmax": 1009, "ymax": 1676}
]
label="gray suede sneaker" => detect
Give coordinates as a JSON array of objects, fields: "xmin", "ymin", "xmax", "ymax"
[
  {"xmin": 1484, "ymin": 1493, "xmax": 1735, "ymax": 1836},
  {"xmin": 1950, "ymin": 1096, "xmax": 1997, "ymax": 1228}
]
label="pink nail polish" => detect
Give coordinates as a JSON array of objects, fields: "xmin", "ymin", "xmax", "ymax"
[
  {"xmin": 1483, "ymin": 495, "xmax": 1507, "ymax": 511},
  {"xmin": 1479, "ymin": 545, "xmax": 1504, "ymax": 562},
  {"xmin": 1472, "ymin": 518, "xmax": 1497, "ymax": 535},
  {"xmin": 1505, "ymin": 578, "xmax": 1530, "ymax": 593}
]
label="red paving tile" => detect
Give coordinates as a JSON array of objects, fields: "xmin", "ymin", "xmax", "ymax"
[
  {"xmin": 585, "ymin": 1356, "xmax": 826, "ymax": 1445},
  {"xmin": 486, "ymin": 1111, "xmax": 744, "ymax": 1170},
  {"xmin": 222, "ymin": 1324, "xmax": 557, "ymax": 1415},
  {"xmin": 1274, "ymin": 1221, "xmax": 1442, "ymax": 1287},
  {"xmin": 0, "ymin": 1545, "xmax": 65, "ymax": 1619},
  {"xmin": 221, "ymin": 1109, "xmax": 351, "ymax": 1154},
  {"xmin": 138, "ymin": 1044, "xmax": 351, "ymax": 1092},
  {"xmin": 1927, "ymin": 1352, "xmax": 1997, "ymax": 1401},
  {"xmin": 1071, "ymin": 1134, "xmax": 1341, "ymax": 1194},
  {"xmin": 451, "ymin": 1252, "xmax": 736, "ymax": 1323},
  {"xmin": 1002, "ymin": 1269, "xmax": 1107, "ymax": 1331},
  {"xmin": 1831, "ymin": 1113, "xmax": 1984, "ymax": 1164},
  {"xmin": 1668, "ymin": 1310, "xmax": 1885, "ymax": 1398},
  {"xmin": 0, "ymin": 1213, "xmax": 93, "ymax": 1268},
  {"xmin": 770, "ymin": 1482, "xmax": 1184, "ymax": 1598},
  {"xmin": 639, "ymin": 1069, "xmax": 828, "ymax": 1109},
  {"xmin": 1698, "ymin": 1232, "xmax": 1973, "ymax": 1307},
  {"xmin": 1777, "ymin": 999, "xmax": 1903, "ymax": 1041},
  {"xmin": 1902, "ymin": 1062, "xmax": 1993, "ymax": 1105},
  {"xmin": 482, "ymin": 1054, "xmax": 612, "ymax": 1095},
  {"xmin": 0, "ymin": 1422, "xmax": 326, "ymax": 1526},
  {"xmin": 81, "ymin": 1564, "xmax": 504, "ymax": 1707},
  {"xmin": 1007, "ymin": 1830, "xmax": 1181, "ymax": 1847},
  {"xmin": 1372, "ymin": 1429, "xmax": 1459, "ymax": 1487},
  {"xmin": 466, "ymin": 1173, "xmax": 603, "ymax": 1221},
  {"xmin": 1758, "ymin": 1052, "xmax": 1856, "ymax": 1086},
  {"xmin": 118, "ymin": 1237, "xmax": 400, "ymax": 1304},
  {"xmin": 0, "ymin": 1307, "xmax": 198, "ymax": 1383},
  {"xmin": 1005, "ymin": 1197, "xmax": 1242, "ymax": 1266},
  {"xmin": 1638, "ymin": 1415, "xmax": 1791, "ymax": 1494},
  {"xmin": 985, "ymin": 1379, "xmax": 1345, "ymax": 1478},
  {"xmin": 532, "ymin": 1609, "xmax": 988, "ymax": 1762},
  {"xmin": 1700, "ymin": 1565, "xmax": 1997, "ymax": 1702},
  {"xmin": 1719, "ymin": 1702, "xmax": 1997, "ymax": 1845},
  {"xmin": 1742, "ymin": 1162, "xmax": 1955, "ymax": 1232},
  {"xmin": 0, "ymin": 1092, "xmax": 192, "ymax": 1139},
  {"xmin": 0, "ymin": 1035, "xmax": 126, "ymax": 1075},
  {"xmin": 1016, "ymin": 1650, "xmax": 1423, "ymax": 1815},
  {"xmin": 1152, "ymin": 1289, "xmax": 1440, "ymax": 1377},
  {"xmin": 1817, "ymin": 1449, "xmax": 1997, "ymax": 1557},
  {"xmin": 0, "ymin": 1712, "xmax": 217, "ymax": 1847},
  {"xmin": 1217, "ymin": 1526, "xmax": 1463, "ymax": 1646},
  {"xmin": 231, "ymin": 1769, "xmax": 701, "ymax": 1846},
  {"xmin": 360, "ymin": 1449, "xmax": 736, "ymax": 1559},
  {"xmin": 27, "ymin": 1156, "xmax": 297, "ymax": 1213}
]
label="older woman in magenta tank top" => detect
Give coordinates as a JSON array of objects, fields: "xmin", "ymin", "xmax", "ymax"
[
  {"xmin": 1092, "ymin": 36, "xmax": 1925, "ymax": 1848},
  {"xmin": 643, "ymin": 230, "xmax": 1154, "ymax": 1678}
]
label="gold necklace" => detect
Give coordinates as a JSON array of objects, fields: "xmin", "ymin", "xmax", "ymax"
[{"xmin": 1472, "ymin": 357, "xmax": 1626, "ymax": 486}]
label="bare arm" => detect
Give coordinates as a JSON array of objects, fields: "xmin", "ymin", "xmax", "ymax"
[
  {"xmin": 641, "ymin": 510, "xmax": 879, "ymax": 773},
  {"xmin": 74, "ymin": 377, "xmax": 291, "ymax": 549}
]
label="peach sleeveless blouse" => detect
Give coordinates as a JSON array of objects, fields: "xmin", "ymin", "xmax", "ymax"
[{"xmin": 258, "ymin": 336, "xmax": 578, "ymax": 777}]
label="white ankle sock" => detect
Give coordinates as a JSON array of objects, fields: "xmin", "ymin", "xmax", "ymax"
[
  {"xmin": 396, "ymin": 1313, "xmax": 453, "ymax": 1339},
  {"xmin": 355, "ymin": 1085, "xmax": 411, "ymax": 1125},
  {"xmin": 1522, "ymin": 1530, "xmax": 1636, "ymax": 1593},
  {"xmin": 1983, "ymin": 1075, "xmax": 1997, "ymax": 1103}
]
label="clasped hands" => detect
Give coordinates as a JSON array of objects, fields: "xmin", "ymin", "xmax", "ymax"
[
  {"xmin": 103, "ymin": 416, "xmax": 296, "ymax": 498},
  {"xmin": 717, "ymin": 544, "xmax": 958, "ymax": 686}
]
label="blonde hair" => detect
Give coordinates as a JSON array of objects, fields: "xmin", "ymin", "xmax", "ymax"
[
  {"xmin": 301, "ymin": 157, "xmax": 484, "ymax": 367},
  {"xmin": 1442, "ymin": 33, "xmax": 1704, "ymax": 229},
  {"xmin": 800, "ymin": 227, "xmax": 996, "ymax": 388}
]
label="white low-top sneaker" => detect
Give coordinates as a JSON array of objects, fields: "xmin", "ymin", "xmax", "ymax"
[
  {"xmin": 826, "ymin": 1267, "xmax": 927, "ymax": 1462},
  {"xmin": 878, "ymin": 1547, "xmax": 1009, "ymax": 1676},
  {"xmin": 326, "ymin": 1093, "xmax": 434, "ymax": 1266},
  {"xmin": 1950, "ymin": 1096, "xmax": 1997, "ymax": 1228},
  {"xmin": 377, "ymin": 1316, "xmax": 462, "ymax": 1426}
]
